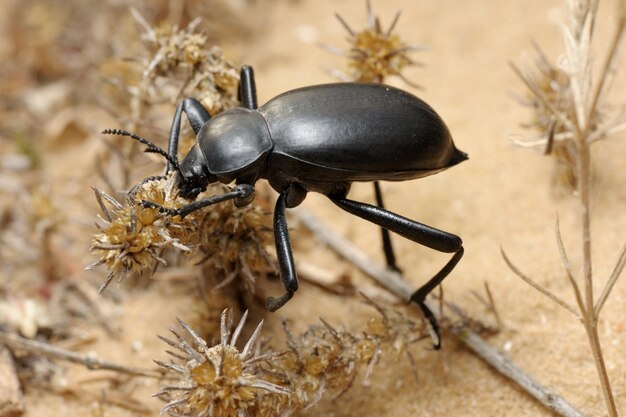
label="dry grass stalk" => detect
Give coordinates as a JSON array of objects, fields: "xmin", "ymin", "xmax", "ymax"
[
  {"xmin": 507, "ymin": 1, "xmax": 626, "ymax": 416},
  {"xmin": 510, "ymin": 4, "xmax": 626, "ymax": 192}
]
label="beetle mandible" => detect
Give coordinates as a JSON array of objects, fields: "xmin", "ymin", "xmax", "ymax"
[{"xmin": 105, "ymin": 65, "xmax": 467, "ymax": 347}]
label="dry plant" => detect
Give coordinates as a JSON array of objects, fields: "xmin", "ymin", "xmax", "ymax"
[
  {"xmin": 88, "ymin": 175, "xmax": 274, "ymax": 297},
  {"xmin": 324, "ymin": 0, "xmax": 426, "ymax": 87},
  {"xmin": 91, "ymin": 13, "xmax": 276, "ymax": 295},
  {"xmin": 505, "ymin": 1, "xmax": 626, "ymax": 416},
  {"xmin": 154, "ymin": 304, "xmax": 427, "ymax": 417},
  {"xmin": 87, "ymin": 176, "xmax": 194, "ymax": 292},
  {"xmin": 130, "ymin": 10, "xmax": 240, "ymax": 116},
  {"xmin": 510, "ymin": 43, "xmax": 580, "ymax": 190}
]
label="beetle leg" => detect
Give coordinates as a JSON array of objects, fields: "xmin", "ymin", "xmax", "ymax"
[
  {"xmin": 329, "ymin": 195, "xmax": 464, "ymax": 349},
  {"xmin": 141, "ymin": 184, "xmax": 254, "ymax": 218},
  {"xmin": 373, "ymin": 181, "xmax": 401, "ymax": 273},
  {"xmin": 266, "ymin": 191, "xmax": 298, "ymax": 312},
  {"xmin": 238, "ymin": 65, "xmax": 258, "ymax": 110},
  {"xmin": 165, "ymin": 98, "xmax": 212, "ymax": 174}
]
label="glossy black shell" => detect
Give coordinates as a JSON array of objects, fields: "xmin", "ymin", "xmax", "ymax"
[{"xmin": 258, "ymin": 83, "xmax": 466, "ymax": 189}]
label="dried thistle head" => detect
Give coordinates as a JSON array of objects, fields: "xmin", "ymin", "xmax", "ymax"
[
  {"xmin": 329, "ymin": 1, "xmax": 425, "ymax": 87},
  {"xmin": 133, "ymin": 12, "xmax": 240, "ymax": 116},
  {"xmin": 155, "ymin": 301, "xmax": 428, "ymax": 416},
  {"xmin": 87, "ymin": 177, "xmax": 193, "ymax": 292},
  {"xmin": 154, "ymin": 310, "xmax": 289, "ymax": 417},
  {"xmin": 280, "ymin": 298, "xmax": 427, "ymax": 407},
  {"xmin": 88, "ymin": 173, "xmax": 275, "ymax": 303}
]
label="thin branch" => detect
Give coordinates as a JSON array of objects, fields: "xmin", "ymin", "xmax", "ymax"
[
  {"xmin": 584, "ymin": 9, "xmax": 626, "ymax": 138},
  {"xmin": 0, "ymin": 331, "xmax": 162, "ymax": 378},
  {"xmin": 295, "ymin": 208, "xmax": 588, "ymax": 417},
  {"xmin": 457, "ymin": 329, "xmax": 587, "ymax": 417},
  {"xmin": 594, "ymin": 242, "xmax": 626, "ymax": 316},
  {"xmin": 555, "ymin": 216, "xmax": 587, "ymax": 317},
  {"xmin": 500, "ymin": 247, "xmax": 581, "ymax": 318},
  {"xmin": 484, "ymin": 281, "xmax": 503, "ymax": 330}
]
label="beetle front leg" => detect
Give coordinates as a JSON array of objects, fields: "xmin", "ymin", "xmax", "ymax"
[
  {"xmin": 165, "ymin": 98, "xmax": 212, "ymax": 174},
  {"xmin": 141, "ymin": 184, "xmax": 254, "ymax": 218},
  {"xmin": 266, "ymin": 191, "xmax": 298, "ymax": 312},
  {"xmin": 329, "ymin": 194, "xmax": 464, "ymax": 348}
]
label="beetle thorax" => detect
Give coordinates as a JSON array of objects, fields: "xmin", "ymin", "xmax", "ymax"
[{"xmin": 196, "ymin": 108, "xmax": 273, "ymax": 184}]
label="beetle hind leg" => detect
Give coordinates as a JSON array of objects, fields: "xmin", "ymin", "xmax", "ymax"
[
  {"xmin": 328, "ymin": 194, "xmax": 464, "ymax": 348},
  {"xmin": 373, "ymin": 181, "xmax": 402, "ymax": 273}
]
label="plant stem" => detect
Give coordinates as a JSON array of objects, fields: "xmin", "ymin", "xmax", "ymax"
[
  {"xmin": 584, "ymin": 320, "xmax": 618, "ymax": 417},
  {"xmin": 578, "ymin": 143, "xmax": 593, "ymax": 310},
  {"xmin": 577, "ymin": 137, "xmax": 618, "ymax": 417}
]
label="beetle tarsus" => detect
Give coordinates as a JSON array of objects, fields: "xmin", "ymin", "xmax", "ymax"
[
  {"xmin": 266, "ymin": 291, "xmax": 294, "ymax": 312},
  {"xmin": 415, "ymin": 301, "xmax": 441, "ymax": 350},
  {"xmin": 409, "ymin": 246, "xmax": 464, "ymax": 348}
]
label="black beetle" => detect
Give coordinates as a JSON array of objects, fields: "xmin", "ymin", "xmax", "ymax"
[{"xmin": 105, "ymin": 66, "xmax": 466, "ymax": 347}]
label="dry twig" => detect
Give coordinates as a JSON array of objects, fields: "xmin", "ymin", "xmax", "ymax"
[
  {"xmin": 0, "ymin": 346, "xmax": 24, "ymax": 417},
  {"xmin": 0, "ymin": 331, "xmax": 161, "ymax": 379}
]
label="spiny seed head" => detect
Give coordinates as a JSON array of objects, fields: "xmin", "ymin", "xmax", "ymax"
[
  {"xmin": 330, "ymin": 3, "xmax": 424, "ymax": 87},
  {"xmin": 348, "ymin": 24, "xmax": 411, "ymax": 83},
  {"xmin": 155, "ymin": 310, "xmax": 288, "ymax": 417},
  {"xmin": 88, "ymin": 177, "xmax": 192, "ymax": 291}
]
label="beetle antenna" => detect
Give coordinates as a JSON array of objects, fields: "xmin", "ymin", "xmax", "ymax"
[{"xmin": 101, "ymin": 128, "xmax": 182, "ymax": 174}]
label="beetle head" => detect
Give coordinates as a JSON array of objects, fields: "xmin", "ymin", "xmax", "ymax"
[{"xmin": 176, "ymin": 143, "xmax": 216, "ymax": 200}]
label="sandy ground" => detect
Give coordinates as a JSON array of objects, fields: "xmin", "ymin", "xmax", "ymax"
[{"xmin": 2, "ymin": 0, "xmax": 626, "ymax": 416}]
